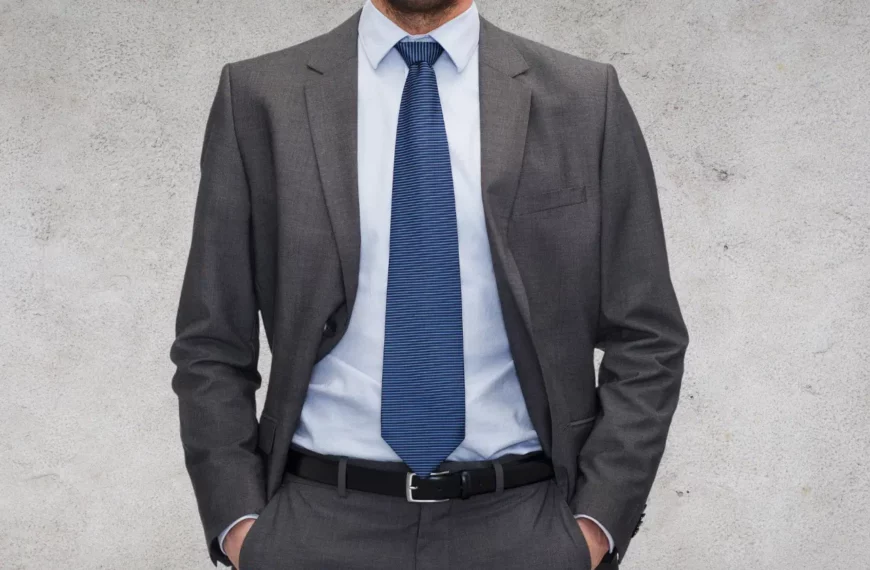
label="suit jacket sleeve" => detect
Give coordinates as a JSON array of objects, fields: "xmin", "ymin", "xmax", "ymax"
[
  {"xmin": 567, "ymin": 63, "xmax": 689, "ymax": 559},
  {"xmin": 170, "ymin": 63, "xmax": 266, "ymax": 566}
]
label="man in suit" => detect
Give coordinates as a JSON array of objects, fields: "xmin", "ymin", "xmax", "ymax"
[{"xmin": 170, "ymin": 0, "xmax": 689, "ymax": 568}]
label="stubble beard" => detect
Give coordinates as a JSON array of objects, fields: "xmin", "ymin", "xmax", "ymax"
[
  {"xmin": 380, "ymin": 0, "xmax": 461, "ymax": 33},
  {"xmin": 384, "ymin": 0, "xmax": 458, "ymax": 14}
]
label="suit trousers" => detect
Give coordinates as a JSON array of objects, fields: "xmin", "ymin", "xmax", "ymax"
[{"xmin": 237, "ymin": 444, "xmax": 615, "ymax": 570}]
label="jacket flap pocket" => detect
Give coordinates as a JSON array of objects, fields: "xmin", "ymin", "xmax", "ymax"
[
  {"xmin": 564, "ymin": 414, "xmax": 597, "ymax": 453},
  {"xmin": 513, "ymin": 185, "xmax": 587, "ymax": 215},
  {"xmin": 257, "ymin": 413, "xmax": 278, "ymax": 454}
]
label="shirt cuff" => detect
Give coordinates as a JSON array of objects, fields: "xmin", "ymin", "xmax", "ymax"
[
  {"xmin": 218, "ymin": 514, "xmax": 259, "ymax": 555},
  {"xmin": 574, "ymin": 514, "xmax": 615, "ymax": 553}
]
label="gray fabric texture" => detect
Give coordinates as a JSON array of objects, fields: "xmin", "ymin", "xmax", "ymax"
[
  {"xmin": 170, "ymin": 7, "xmax": 689, "ymax": 567},
  {"xmin": 239, "ymin": 451, "xmax": 596, "ymax": 570}
]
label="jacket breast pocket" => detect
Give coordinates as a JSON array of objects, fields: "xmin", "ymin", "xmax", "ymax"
[{"xmin": 513, "ymin": 185, "xmax": 587, "ymax": 215}]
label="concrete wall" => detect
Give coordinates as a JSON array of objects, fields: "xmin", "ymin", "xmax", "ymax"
[{"xmin": 2, "ymin": 0, "xmax": 868, "ymax": 568}]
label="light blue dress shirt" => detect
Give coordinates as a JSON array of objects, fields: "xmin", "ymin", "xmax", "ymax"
[
  {"xmin": 220, "ymin": 0, "xmax": 613, "ymax": 555},
  {"xmin": 293, "ymin": 0, "xmax": 541, "ymax": 465}
]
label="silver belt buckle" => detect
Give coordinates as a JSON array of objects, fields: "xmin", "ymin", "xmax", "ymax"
[{"xmin": 406, "ymin": 471, "xmax": 451, "ymax": 503}]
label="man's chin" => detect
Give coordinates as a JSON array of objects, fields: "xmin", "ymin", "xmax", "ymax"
[{"xmin": 384, "ymin": 0, "xmax": 458, "ymax": 14}]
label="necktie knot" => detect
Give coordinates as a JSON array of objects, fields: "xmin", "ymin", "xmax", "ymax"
[{"xmin": 395, "ymin": 40, "xmax": 444, "ymax": 67}]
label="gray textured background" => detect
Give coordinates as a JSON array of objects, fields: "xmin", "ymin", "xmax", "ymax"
[{"xmin": 2, "ymin": 0, "xmax": 868, "ymax": 568}]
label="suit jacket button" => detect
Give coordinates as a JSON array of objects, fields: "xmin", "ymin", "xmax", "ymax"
[{"xmin": 322, "ymin": 317, "xmax": 336, "ymax": 338}]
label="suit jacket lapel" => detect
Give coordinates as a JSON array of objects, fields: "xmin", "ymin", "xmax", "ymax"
[
  {"xmin": 478, "ymin": 17, "xmax": 534, "ymax": 339},
  {"xmin": 305, "ymin": 9, "xmax": 363, "ymax": 315},
  {"xmin": 478, "ymin": 19, "xmax": 553, "ymax": 453}
]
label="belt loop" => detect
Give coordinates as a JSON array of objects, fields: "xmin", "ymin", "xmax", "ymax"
[
  {"xmin": 460, "ymin": 470, "xmax": 472, "ymax": 499},
  {"xmin": 492, "ymin": 458, "xmax": 505, "ymax": 495},
  {"xmin": 337, "ymin": 457, "xmax": 348, "ymax": 498}
]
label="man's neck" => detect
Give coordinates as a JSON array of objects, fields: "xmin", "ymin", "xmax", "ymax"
[{"xmin": 370, "ymin": 0, "xmax": 473, "ymax": 35}]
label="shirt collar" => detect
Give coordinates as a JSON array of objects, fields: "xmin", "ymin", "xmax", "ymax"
[{"xmin": 358, "ymin": 0, "xmax": 479, "ymax": 72}]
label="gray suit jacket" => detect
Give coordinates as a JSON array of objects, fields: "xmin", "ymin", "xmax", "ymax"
[{"xmin": 170, "ymin": 8, "xmax": 689, "ymax": 567}]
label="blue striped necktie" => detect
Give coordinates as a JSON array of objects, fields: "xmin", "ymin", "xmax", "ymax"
[{"xmin": 381, "ymin": 40, "xmax": 466, "ymax": 477}]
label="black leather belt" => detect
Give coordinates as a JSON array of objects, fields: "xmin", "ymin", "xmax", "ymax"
[{"xmin": 286, "ymin": 448, "xmax": 555, "ymax": 502}]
